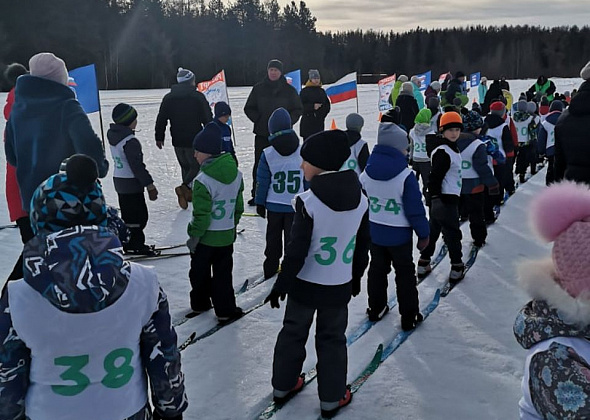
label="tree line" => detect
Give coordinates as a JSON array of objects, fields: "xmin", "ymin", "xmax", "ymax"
[{"xmin": 1, "ymin": 0, "xmax": 589, "ymax": 90}]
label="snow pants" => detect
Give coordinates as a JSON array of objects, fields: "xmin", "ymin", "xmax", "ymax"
[
  {"xmin": 504, "ymin": 157, "xmax": 516, "ymax": 194},
  {"xmin": 174, "ymin": 146, "xmax": 200, "ymax": 186},
  {"xmin": 189, "ymin": 243, "xmax": 238, "ymax": 317},
  {"xmin": 118, "ymin": 192, "xmax": 148, "ymax": 250},
  {"xmin": 421, "ymin": 198, "xmax": 463, "ymax": 265},
  {"xmin": 367, "ymin": 241, "xmax": 418, "ymax": 317},
  {"xmin": 252, "ymin": 135, "xmax": 271, "ymax": 198},
  {"xmin": 412, "ymin": 160, "xmax": 431, "ymax": 197},
  {"xmin": 264, "ymin": 211, "xmax": 295, "ymax": 279},
  {"xmin": 272, "ymin": 295, "xmax": 348, "ymax": 403},
  {"xmin": 546, "ymin": 155, "xmax": 555, "ymax": 186},
  {"xmin": 516, "ymin": 144, "xmax": 535, "ymax": 176},
  {"xmin": 461, "ymin": 192, "xmax": 486, "ymax": 246}
]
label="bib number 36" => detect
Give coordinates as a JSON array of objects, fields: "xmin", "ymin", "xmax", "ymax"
[{"xmin": 314, "ymin": 236, "xmax": 356, "ymax": 266}]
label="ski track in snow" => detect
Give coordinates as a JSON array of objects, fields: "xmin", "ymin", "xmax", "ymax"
[{"xmin": 0, "ymin": 78, "xmax": 581, "ymax": 419}]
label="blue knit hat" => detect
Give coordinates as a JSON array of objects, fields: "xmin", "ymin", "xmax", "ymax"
[
  {"xmin": 214, "ymin": 101, "xmax": 231, "ymax": 119},
  {"xmin": 268, "ymin": 108, "xmax": 292, "ymax": 135},
  {"xmin": 462, "ymin": 110, "xmax": 484, "ymax": 132},
  {"xmin": 193, "ymin": 122, "xmax": 223, "ymax": 155},
  {"xmin": 30, "ymin": 155, "xmax": 107, "ymax": 235}
]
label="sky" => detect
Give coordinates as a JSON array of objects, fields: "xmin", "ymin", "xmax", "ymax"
[{"xmin": 292, "ymin": 0, "xmax": 590, "ymax": 32}]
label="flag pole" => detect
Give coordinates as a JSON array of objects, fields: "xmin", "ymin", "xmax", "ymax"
[
  {"xmin": 355, "ymin": 72, "xmax": 359, "ymax": 113},
  {"xmin": 96, "ymin": 72, "xmax": 106, "ymax": 149},
  {"xmin": 222, "ymin": 70, "xmax": 237, "ymax": 146}
]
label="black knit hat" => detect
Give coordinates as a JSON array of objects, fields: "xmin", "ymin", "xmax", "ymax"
[
  {"xmin": 380, "ymin": 106, "xmax": 402, "ymax": 125},
  {"xmin": 267, "ymin": 59, "xmax": 283, "ymax": 73},
  {"xmin": 193, "ymin": 122, "xmax": 223, "ymax": 155},
  {"xmin": 112, "ymin": 103, "xmax": 137, "ymax": 126},
  {"xmin": 301, "ymin": 130, "xmax": 350, "ymax": 171},
  {"xmin": 4, "ymin": 63, "xmax": 27, "ymax": 88}
]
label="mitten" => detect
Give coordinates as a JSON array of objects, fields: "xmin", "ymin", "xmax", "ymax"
[
  {"xmin": 417, "ymin": 236, "xmax": 430, "ymax": 251},
  {"xmin": 352, "ymin": 277, "xmax": 361, "ymax": 297},
  {"xmin": 256, "ymin": 205, "xmax": 266, "ymax": 219},
  {"xmin": 264, "ymin": 288, "xmax": 286, "ymax": 308},
  {"xmin": 186, "ymin": 236, "xmax": 200, "ymax": 253}
]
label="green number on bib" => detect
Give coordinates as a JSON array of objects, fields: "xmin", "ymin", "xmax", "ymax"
[
  {"xmin": 114, "ymin": 157, "xmax": 123, "ymax": 169},
  {"xmin": 212, "ymin": 200, "xmax": 226, "ymax": 220},
  {"xmin": 461, "ymin": 160, "xmax": 472, "ymax": 170},
  {"xmin": 229, "ymin": 198, "xmax": 236, "ymax": 219},
  {"xmin": 286, "ymin": 170, "xmax": 301, "ymax": 193},
  {"xmin": 369, "ymin": 196, "xmax": 381, "ymax": 213},
  {"xmin": 520, "ymin": 126, "xmax": 528, "ymax": 136},
  {"xmin": 342, "ymin": 235, "xmax": 356, "ymax": 264},
  {"xmin": 52, "ymin": 355, "xmax": 90, "ymax": 396},
  {"xmin": 347, "ymin": 159, "xmax": 357, "ymax": 170},
  {"xmin": 273, "ymin": 172, "xmax": 286, "ymax": 193},
  {"xmin": 102, "ymin": 348, "xmax": 134, "ymax": 389},
  {"xmin": 385, "ymin": 199, "xmax": 401, "ymax": 214},
  {"xmin": 314, "ymin": 236, "xmax": 338, "ymax": 265}
]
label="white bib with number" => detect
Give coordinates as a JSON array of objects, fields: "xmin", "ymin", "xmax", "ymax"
[
  {"xmin": 109, "ymin": 134, "xmax": 136, "ymax": 179},
  {"xmin": 541, "ymin": 120, "xmax": 556, "ymax": 149},
  {"xmin": 432, "ymin": 144, "xmax": 462, "ymax": 196},
  {"xmin": 485, "ymin": 123, "xmax": 507, "ymax": 158},
  {"xmin": 514, "ymin": 116, "xmax": 533, "ymax": 144},
  {"xmin": 296, "ymin": 189, "xmax": 368, "ymax": 286},
  {"xmin": 409, "ymin": 128, "xmax": 433, "ymax": 161},
  {"xmin": 8, "ymin": 264, "xmax": 159, "ymax": 420},
  {"xmin": 341, "ymin": 140, "xmax": 367, "ymax": 175},
  {"xmin": 196, "ymin": 170, "xmax": 243, "ymax": 231},
  {"xmin": 264, "ymin": 146, "xmax": 303, "ymax": 205},
  {"xmin": 460, "ymin": 139, "xmax": 484, "ymax": 180},
  {"xmin": 359, "ymin": 168, "xmax": 413, "ymax": 227}
]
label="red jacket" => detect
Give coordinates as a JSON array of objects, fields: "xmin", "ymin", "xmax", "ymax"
[{"xmin": 4, "ymin": 88, "xmax": 27, "ymax": 221}]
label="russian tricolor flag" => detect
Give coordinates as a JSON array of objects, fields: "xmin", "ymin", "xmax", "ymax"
[{"xmin": 325, "ymin": 72, "xmax": 357, "ymax": 104}]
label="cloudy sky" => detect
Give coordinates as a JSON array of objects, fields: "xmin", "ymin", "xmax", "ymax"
[{"xmin": 290, "ymin": 0, "xmax": 590, "ymax": 32}]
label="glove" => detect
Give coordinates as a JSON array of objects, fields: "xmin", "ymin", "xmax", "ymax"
[
  {"xmin": 417, "ymin": 236, "xmax": 430, "ymax": 251},
  {"xmin": 186, "ymin": 236, "xmax": 200, "ymax": 253},
  {"xmin": 352, "ymin": 277, "xmax": 361, "ymax": 297},
  {"xmin": 256, "ymin": 205, "xmax": 266, "ymax": 219},
  {"xmin": 156, "ymin": 141, "xmax": 164, "ymax": 150},
  {"xmin": 147, "ymin": 185, "xmax": 158, "ymax": 201},
  {"xmin": 488, "ymin": 183, "xmax": 500, "ymax": 196},
  {"xmin": 153, "ymin": 410, "xmax": 182, "ymax": 420},
  {"xmin": 424, "ymin": 191, "xmax": 432, "ymax": 207},
  {"xmin": 430, "ymin": 197, "xmax": 444, "ymax": 215},
  {"xmin": 264, "ymin": 288, "xmax": 286, "ymax": 309}
]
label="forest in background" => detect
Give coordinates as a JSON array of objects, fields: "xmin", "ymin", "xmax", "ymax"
[{"xmin": 1, "ymin": 0, "xmax": 590, "ymax": 90}]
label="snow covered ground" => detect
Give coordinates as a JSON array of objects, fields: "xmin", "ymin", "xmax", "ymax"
[{"xmin": 0, "ymin": 77, "xmax": 583, "ymax": 419}]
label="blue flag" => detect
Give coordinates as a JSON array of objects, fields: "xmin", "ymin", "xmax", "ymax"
[
  {"xmin": 285, "ymin": 69, "xmax": 301, "ymax": 94},
  {"xmin": 415, "ymin": 70, "xmax": 432, "ymax": 91},
  {"xmin": 68, "ymin": 64, "xmax": 100, "ymax": 114},
  {"xmin": 470, "ymin": 72, "xmax": 481, "ymax": 88}
]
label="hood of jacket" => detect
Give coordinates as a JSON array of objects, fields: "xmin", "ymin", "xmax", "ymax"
[
  {"xmin": 310, "ymin": 170, "xmax": 362, "ymax": 212},
  {"xmin": 269, "ymin": 129, "xmax": 300, "ymax": 156},
  {"xmin": 14, "ymin": 74, "xmax": 76, "ymax": 109},
  {"xmin": 485, "ymin": 113, "xmax": 507, "ymax": 129},
  {"xmin": 201, "ymin": 152, "xmax": 239, "ymax": 184},
  {"xmin": 22, "ymin": 225, "xmax": 129, "ymax": 314},
  {"xmin": 412, "ymin": 122, "xmax": 433, "ymax": 136},
  {"xmin": 568, "ymin": 80, "xmax": 590, "ymax": 117},
  {"xmin": 514, "ymin": 258, "xmax": 590, "ymax": 350},
  {"xmin": 169, "ymin": 82, "xmax": 198, "ymax": 98},
  {"xmin": 544, "ymin": 110, "xmax": 562, "ymax": 125},
  {"xmin": 365, "ymin": 144, "xmax": 408, "ymax": 181},
  {"xmin": 107, "ymin": 123, "xmax": 135, "ymax": 146}
]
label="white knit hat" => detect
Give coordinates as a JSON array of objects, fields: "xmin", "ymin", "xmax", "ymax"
[
  {"xmin": 581, "ymin": 60, "xmax": 590, "ymax": 81},
  {"xmin": 29, "ymin": 52, "xmax": 68, "ymax": 86}
]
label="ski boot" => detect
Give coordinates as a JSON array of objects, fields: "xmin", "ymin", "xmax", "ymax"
[
  {"xmin": 320, "ymin": 386, "xmax": 353, "ymax": 418},
  {"xmin": 273, "ymin": 373, "xmax": 305, "ymax": 405}
]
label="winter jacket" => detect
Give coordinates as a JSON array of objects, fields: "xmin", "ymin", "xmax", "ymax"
[
  {"xmin": 554, "ymin": 81, "xmax": 590, "ymax": 184},
  {"xmin": 478, "ymin": 83, "xmax": 488, "ymax": 104},
  {"xmin": 299, "ymin": 83, "xmax": 331, "ymax": 139},
  {"xmin": 3, "ymin": 88, "xmax": 26, "ymax": 222},
  {"xmin": 537, "ymin": 110, "xmax": 561, "ymax": 156},
  {"xmin": 425, "ymin": 134, "xmax": 461, "ymax": 205},
  {"xmin": 514, "ymin": 259, "xmax": 590, "ymax": 419},
  {"xmin": 424, "ymin": 85, "xmax": 438, "ymax": 104},
  {"xmin": 485, "ymin": 113, "xmax": 515, "ymax": 158},
  {"xmin": 499, "ymin": 80, "xmax": 510, "ymax": 91},
  {"xmin": 412, "ymin": 83, "xmax": 425, "ymax": 109},
  {"xmin": 345, "ymin": 130, "xmax": 369, "ymax": 172},
  {"xmin": 362, "ymin": 144, "xmax": 429, "ymax": 247},
  {"xmin": 457, "ymin": 133, "xmax": 498, "ymax": 194},
  {"xmin": 271, "ymin": 170, "xmax": 370, "ymax": 308},
  {"xmin": 482, "ymin": 81, "xmax": 504, "ymax": 115},
  {"xmin": 527, "ymin": 79, "xmax": 556, "ymax": 102},
  {"xmin": 244, "ymin": 76, "xmax": 303, "ymax": 137},
  {"xmin": 395, "ymin": 92, "xmax": 419, "ymax": 131},
  {"xmin": 4, "ymin": 75, "xmax": 109, "ymax": 211},
  {"xmin": 444, "ymin": 78, "xmax": 467, "ymax": 106},
  {"xmin": 409, "ymin": 122, "xmax": 434, "ymax": 163},
  {"xmin": 212, "ymin": 118, "xmax": 236, "ymax": 156},
  {"xmin": 107, "ymin": 124, "xmax": 154, "ymax": 194},
  {"xmin": 0, "ymin": 226, "xmax": 187, "ymax": 420},
  {"xmin": 388, "ymin": 80, "xmax": 403, "ymax": 107},
  {"xmin": 255, "ymin": 128, "xmax": 301, "ymax": 213},
  {"xmin": 154, "ymin": 82, "xmax": 212, "ymax": 148},
  {"xmin": 188, "ymin": 153, "xmax": 244, "ymax": 246}
]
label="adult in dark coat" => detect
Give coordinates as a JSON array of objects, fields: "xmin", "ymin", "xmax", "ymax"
[
  {"xmin": 299, "ymin": 69, "xmax": 331, "ymax": 139},
  {"xmin": 395, "ymin": 82, "xmax": 419, "ymax": 131},
  {"xmin": 527, "ymin": 75, "xmax": 557, "ymax": 102},
  {"xmin": 244, "ymin": 59, "xmax": 303, "ymax": 203},
  {"xmin": 482, "ymin": 80, "xmax": 504, "ymax": 115},
  {"xmin": 499, "ymin": 76, "xmax": 510, "ymax": 92},
  {"xmin": 444, "ymin": 71, "xmax": 467, "ymax": 105},
  {"xmin": 554, "ymin": 62, "xmax": 590, "ymax": 184},
  {"xmin": 155, "ymin": 67, "xmax": 212, "ymax": 208}
]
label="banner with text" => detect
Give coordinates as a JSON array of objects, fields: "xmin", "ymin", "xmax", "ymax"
[
  {"xmin": 377, "ymin": 74, "xmax": 396, "ymax": 111},
  {"xmin": 197, "ymin": 70, "xmax": 229, "ymax": 110}
]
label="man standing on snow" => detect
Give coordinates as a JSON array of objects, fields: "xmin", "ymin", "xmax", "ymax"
[
  {"xmin": 244, "ymin": 59, "xmax": 303, "ymax": 206},
  {"xmin": 155, "ymin": 67, "xmax": 212, "ymax": 209}
]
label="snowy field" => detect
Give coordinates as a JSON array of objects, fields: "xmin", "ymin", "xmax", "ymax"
[{"xmin": 0, "ymin": 77, "xmax": 583, "ymax": 419}]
